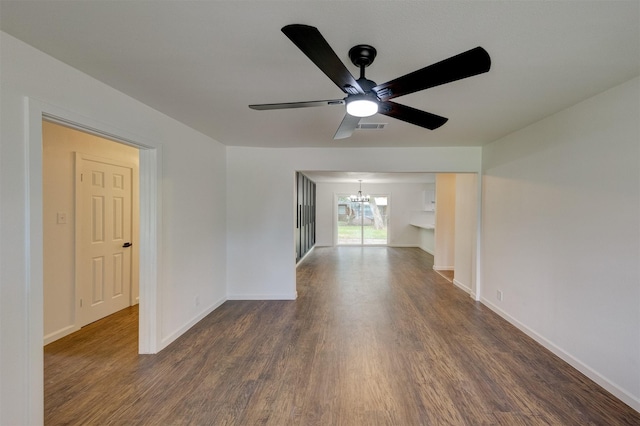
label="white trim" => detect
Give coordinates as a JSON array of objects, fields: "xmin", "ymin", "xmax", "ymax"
[
  {"xmin": 25, "ymin": 98, "xmax": 44, "ymax": 425},
  {"xmin": 42, "ymin": 114, "xmax": 147, "ymax": 149},
  {"xmin": 452, "ymin": 278, "xmax": 472, "ymax": 295},
  {"xmin": 26, "ymin": 98, "xmax": 162, "ymax": 423},
  {"xmin": 138, "ymin": 147, "xmax": 162, "ymax": 354},
  {"xmin": 43, "ymin": 325, "xmax": 80, "ymax": 346},
  {"xmin": 418, "ymin": 246, "xmax": 435, "ymax": 255},
  {"xmin": 473, "ymin": 172, "xmax": 483, "ymax": 301},
  {"xmin": 433, "ymin": 266, "xmax": 454, "ymax": 271},
  {"xmin": 158, "ymin": 296, "xmax": 226, "ymax": 351},
  {"xmin": 481, "ymin": 297, "xmax": 640, "ymax": 413},
  {"xmin": 333, "ymin": 192, "xmax": 340, "ymax": 246},
  {"xmin": 296, "ymin": 245, "xmax": 315, "ymax": 266},
  {"xmin": 227, "ymin": 293, "xmax": 297, "ymax": 300}
]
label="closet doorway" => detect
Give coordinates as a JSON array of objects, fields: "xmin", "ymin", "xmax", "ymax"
[{"xmin": 42, "ymin": 120, "xmax": 140, "ymax": 343}]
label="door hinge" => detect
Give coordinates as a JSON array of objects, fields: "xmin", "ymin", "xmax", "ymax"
[
  {"xmin": 80, "ymin": 173, "xmax": 84, "ymax": 182},
  {"xmin": 80, "ymin": 298, "xmax": 83, "ymax": 308}
]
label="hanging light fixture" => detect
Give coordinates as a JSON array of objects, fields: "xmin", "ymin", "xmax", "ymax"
[{"xmin": 349, "ymin": 180, "xmax": 370, "ymax": 202}]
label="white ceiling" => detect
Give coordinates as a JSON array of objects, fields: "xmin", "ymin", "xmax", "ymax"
[
  {"xmin": 1, "ymin": 1, "xmax": 638, "ymax": 150},
  {"xmin": 301, "ymin": 171, "xmax": 436, "ymax": 184}
]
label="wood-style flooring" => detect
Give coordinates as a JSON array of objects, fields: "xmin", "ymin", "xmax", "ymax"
[
  {"xmin": 434, "ymin": 269, "xmax": 454, "ymax": 283},
  {"xmin": 44, "ymin": 247, "xmax": 640, "ymax": 425}
]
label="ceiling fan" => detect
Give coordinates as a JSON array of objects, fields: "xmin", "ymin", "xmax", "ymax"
[{"xmin": 249, "ymin": 24, "xmax": 491, "ymax": 140}]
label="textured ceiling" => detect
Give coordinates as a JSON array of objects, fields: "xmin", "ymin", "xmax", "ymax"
[{"xmin": 1, "ymin": 1, "xmax": 638, "ymax": 149}]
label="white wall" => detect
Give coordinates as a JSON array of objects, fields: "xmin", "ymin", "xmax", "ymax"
[
  {"xmin": 315, "ymin": 182, "xmax": 430, "ymax": 247},
  {"xmin": 481, "ymin": 77, "xmax": 640, "ymax": 410},
  {"xmin": 226, "ymin": 146, "xmax": 482, "ymax": 300},
  {"xmin": 42, "ymin": 121, "xmax": 140, "ymax": 344},
  {"xmin": 417, "ymin": 228, "xmax": 435, "ymax": 255},
  {"xmin": 226, "ymin": 148, "xmax": 297, "ymax": 299},
  {"xmin": 434, "ymin": 174, "xmax": 456, "ymax": 269},
  {"xmin": 0, "ymin": 32, "xmax": 227, "ymax": 425},
  {"xmin": 414, "ymin": 183, "xmax": 436, "ymax": 254},
  {"xmin": 453, "ymin": 173, "xmax": 478, "ymax": 294}
]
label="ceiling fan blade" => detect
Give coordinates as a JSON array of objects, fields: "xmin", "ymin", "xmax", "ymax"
[
  {"xmin": 282, "ymin": 24, "xmax": 364, "ymax": 95},
  {"xmin": 372, "ymin": 47, "xmax": 491, "ymax": 101},
  {"xmin": 249, "ymin": 99, "xmax": 345, "ymax": 110},
  {"xmin": 333, "ymin": 113, "xmax": 361, "ymax": 140},
  {"xmin": 378, "ymin": 101, "xmax": 448, "ymax": 130}
]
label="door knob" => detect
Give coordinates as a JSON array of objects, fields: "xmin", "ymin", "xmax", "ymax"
[{"xmin": 122, "ymin": 242, "xmax": 132, "ymax": 248}]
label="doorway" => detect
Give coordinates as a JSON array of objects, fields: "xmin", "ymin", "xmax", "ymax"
[
  {"xmin": 336, "ymin": 194, "xmax": 389, "ymax": 245},
  {"xmin": 25, "ymin": 100, "xmax": 160, "ymax": 424},
  {"xmin": 42, "ymin": 121, "xmax": 140, "ymax": 340}
]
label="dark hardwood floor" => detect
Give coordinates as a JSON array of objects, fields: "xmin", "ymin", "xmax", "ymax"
[{"xmin": 45, "ymin": 247, "xmax": 639, "ymax": 425}]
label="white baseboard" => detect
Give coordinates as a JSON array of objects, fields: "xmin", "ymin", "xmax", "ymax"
[
  {"xmin": 296, "ymin": 245, "xmax": 315, "ymax": 266},
  {"xmin": 419, "ymin": 246, "xmax": 434, "ymax": 255},
  {"xmin": 433, "ymin": 266, "xmax": 454, "ymax": 271},
  {"xmin": 480, "ymin": 297, "xmax": 640, "ymax": 413},
  {"xmin": 159, "ymin": 296, "xmax": 226, "ymax": 351},
  {"xmin": 45, "ymin": 300, "xmax": 138, "ymax": 346},
  {"xmin": 43, "ymin": 324, "xmax": 81, "ymax": 346},
  {"xmin": 452, "ymin": 279, "xmax": 472, "ymax": 295},
  {"xmin": 226, "ymin": 292, "xmax": 297, "ymax": 301}
]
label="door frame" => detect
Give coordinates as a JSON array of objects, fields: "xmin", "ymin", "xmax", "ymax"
[{"xmin": 26, "ymin": 98, "xmax": 162, "ymax": 422}]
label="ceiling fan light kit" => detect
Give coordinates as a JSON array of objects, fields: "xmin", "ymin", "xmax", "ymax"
[
  {"xmin": 346, "ymin": 94, "xmax": 378, "ymax": 117},
  {"xmin": 249, "ymin": 24, "xmax": 491, "ymax": 139}
]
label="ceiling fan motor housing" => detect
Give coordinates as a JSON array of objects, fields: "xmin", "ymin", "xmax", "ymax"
[
  {"xmin": 356, "ymin": 78, "xmax": 377, "ymax": 93},
  {"xmin": 349, "ymin": 44, "xmax": 377, "ymax": 68},
  {"xmin": 349, "ymin": 44, "xmax": 379, "ymax": 85}
]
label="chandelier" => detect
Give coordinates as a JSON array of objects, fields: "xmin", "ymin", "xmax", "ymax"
[{"xmin": 349, "ymin": 180, "xmax": 370, "ymax": 202}]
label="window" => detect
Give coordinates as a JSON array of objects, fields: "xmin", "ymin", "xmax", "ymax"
[{"xmin": 336, "ymin": 195, "xmax": 388, "ymax": 245}]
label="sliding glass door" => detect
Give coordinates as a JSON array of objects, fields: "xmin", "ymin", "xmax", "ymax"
[{"xmin": 337, "ymin": 195, "xmax": 388, "ymax": 245}]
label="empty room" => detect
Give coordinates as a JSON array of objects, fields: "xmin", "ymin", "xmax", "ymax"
[{"xmin": 1, "ymin": 1, "xmax": 639, "ymax": 424}]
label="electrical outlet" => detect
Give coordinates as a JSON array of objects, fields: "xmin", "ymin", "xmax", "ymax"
[{"xmin": 497, "ymin": 290, "xmax": 503, "ymax": 301}]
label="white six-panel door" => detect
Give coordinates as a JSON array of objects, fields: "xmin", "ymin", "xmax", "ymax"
[{"xmin": 76, "ymin": 153, "xmax": 133, "ymax": 326}]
